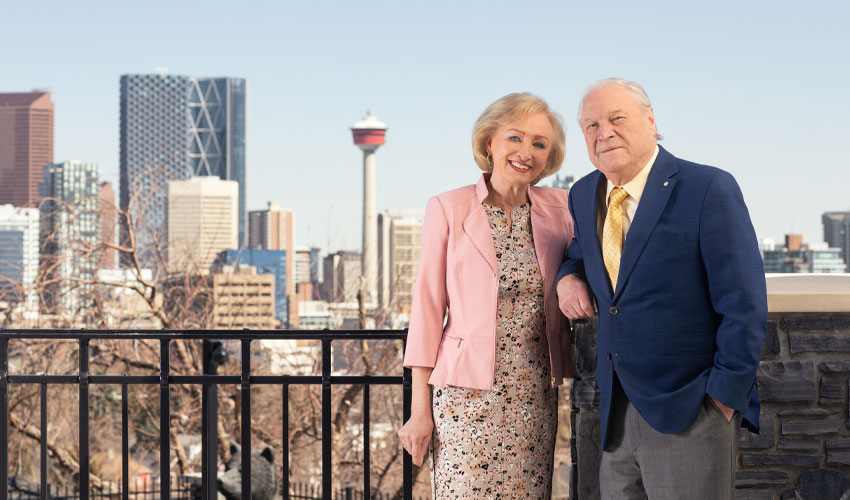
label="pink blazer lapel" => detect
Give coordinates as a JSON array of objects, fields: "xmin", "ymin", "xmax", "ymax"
[
  {"xmin": 462, "ymin": 175, "xmax": 498, "ymax": 275},
  {"xmin": 529, "ymin": 195, "xmax": 552, "ymax": 281}
]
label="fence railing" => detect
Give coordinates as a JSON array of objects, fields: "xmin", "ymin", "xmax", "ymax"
[{"xmin": 0, "ymin": 329, "xmax": 413, "ymax": 500}]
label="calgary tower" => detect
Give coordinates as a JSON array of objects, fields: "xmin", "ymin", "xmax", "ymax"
[{"xmin": 351, "ymin": 111, "xmax": 387, "ymax": 306}]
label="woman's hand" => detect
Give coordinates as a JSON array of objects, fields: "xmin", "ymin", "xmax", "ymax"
[{"xmin": 397, "ymin": 409, "xmax": 434, "ymax": 466}]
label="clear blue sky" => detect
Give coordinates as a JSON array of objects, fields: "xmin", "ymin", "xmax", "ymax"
[{"xmin": 3, "ymin": 1, "xmax": 848, "ymax": 252}]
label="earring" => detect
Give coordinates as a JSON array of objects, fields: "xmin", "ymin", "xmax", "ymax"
[{"xmin": 487, "ymin": 154, "xmax": 493, "ymax": 166}]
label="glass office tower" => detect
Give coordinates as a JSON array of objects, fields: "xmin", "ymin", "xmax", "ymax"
[{"xmin": 119, "ymin": 73, "xmax": 246, "ymax": 268}]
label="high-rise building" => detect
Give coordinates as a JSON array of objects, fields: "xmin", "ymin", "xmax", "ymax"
[
  {"xmin": 119, "ymin": 73, "xmax": 246, "ymax": 267},
  {"xmin": 294, "ymin": 246, "xmax": 321, "ymax": 285},
  {"xmin": 167, "ymin": 177, "xmax": 238, "ymax": 272},
  {"xmin": 39, "ymin": 161, "xmax": 100, "ymax": 314},
  {"xmin": 214, "ymin": 249, "xmax": 291, "ymax": 326},
  {"xmin": 212, "ymin": 265, "xmax": 277, "ymax": 329},
  {"xmin": 378, "ymin": 210, "xmax": 425, "ymax": 313},
  {"xmin": 823, "ymin": 212, "xmax": 850, "ymax": 272},
  {"xmin": 98, "ymin": 181, "xmax": 117, "ymax": 269},
  {"xmin": 248, "ymin": 202, "xmax": 297, "ymax": 320},
  {"xmin": 0, "ymin": 92, "xmax": 54, "ymax": 207},
  {"xmin": 0, "ymin": 205, "xmax": 39, "ymax": 312},
  {"xmin": 322, "ymin": 250, "xmax": 362, "ymax": 303}
]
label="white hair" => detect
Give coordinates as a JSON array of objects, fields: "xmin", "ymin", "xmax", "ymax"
[{"xmin": 578, "ymin": 78, "xmax": 663, "ymax": 140}]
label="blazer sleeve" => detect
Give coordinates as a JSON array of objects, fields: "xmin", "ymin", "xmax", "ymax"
[
  {"xmin": 403, "ymin": 196, "xmax": 450, "ymax": 368},
  {"xmin": 700, "ymin": 171, "xmax": 767, "ymax": 411},
  {"xmin": 556, "ymin": 188, "xmax": 588, "ymax": 285}
]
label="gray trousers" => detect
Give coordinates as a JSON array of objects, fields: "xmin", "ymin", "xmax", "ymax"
[{"xmin": 600, "ymin": 376, "xmax": 741, "ymax": 500}]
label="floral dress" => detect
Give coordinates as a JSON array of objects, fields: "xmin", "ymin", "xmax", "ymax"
[{"xmin": 430, "ymin": 201, "xmax": 557, "ymax": 499}]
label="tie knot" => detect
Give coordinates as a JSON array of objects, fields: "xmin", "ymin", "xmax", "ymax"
[{"xmin": 609, "ymin": 187, "xmax": 628, "ymax": 208}]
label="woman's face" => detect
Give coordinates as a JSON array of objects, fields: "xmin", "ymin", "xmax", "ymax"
[{"xmin": 487, "ymin": 112, "xmax": 554, "ymax": 189}]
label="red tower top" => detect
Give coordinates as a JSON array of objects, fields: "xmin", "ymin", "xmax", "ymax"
[{"xmin": 351, "ymin": 112, "xmax": 387, "ymax": 151}]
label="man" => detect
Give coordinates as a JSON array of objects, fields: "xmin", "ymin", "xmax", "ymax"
[{"xmin": 557, "ymin": 78, "xmax": 766, "ymax": 499}]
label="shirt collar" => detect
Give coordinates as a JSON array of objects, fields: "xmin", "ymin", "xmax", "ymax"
[{"xmin": 606, "ymin": 145, "xmax": 659, "ymax": 205}]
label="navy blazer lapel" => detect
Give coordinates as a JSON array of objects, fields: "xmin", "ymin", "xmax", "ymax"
[
  {"xmin": 582, "ymin": 171, "xmax": 612, "ymax": 301},
  {"xmin": 613, "ymin": 147, "xmax": 678, "ymax": 301}
]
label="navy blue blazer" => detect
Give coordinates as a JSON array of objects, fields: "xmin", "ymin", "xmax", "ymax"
[{"xmin": 557, "ymin": 146, "xmax": 766, "ymax": 447}]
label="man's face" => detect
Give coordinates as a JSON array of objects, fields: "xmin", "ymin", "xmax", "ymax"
[{"xmin": 580, "ymin": 84, "xmax": 657, "ymax": 184}]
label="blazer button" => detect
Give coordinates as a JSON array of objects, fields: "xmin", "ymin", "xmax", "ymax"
[
  {"xmin": 606, "ymin": 353, "xmax": 612, "ymax": 360},
  {"xmin": 609, "ymin": 306, "xmax": 619, "ymax": 315}
]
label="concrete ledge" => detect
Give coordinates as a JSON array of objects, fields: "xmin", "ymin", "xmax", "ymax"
[{"xmin": 766, "ymin": 274, "xmax": 850, "ymax": 313}]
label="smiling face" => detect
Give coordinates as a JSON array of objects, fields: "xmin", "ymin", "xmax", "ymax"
[
  {"xmin": 487, "ymin": 112, "xmax": 554, "ymax": 189},
  {"xmin": 580, "ymin": 84, "xmax": 658, "ymax": 185}
]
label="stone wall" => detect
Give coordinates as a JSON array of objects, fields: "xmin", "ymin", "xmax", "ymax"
[{"xmin": 568, "ymin": 313, "xmax": 850, "ymax": 500}]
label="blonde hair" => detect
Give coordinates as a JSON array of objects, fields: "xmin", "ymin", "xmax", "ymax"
[{"xmin": 472, "ymin": 93, "xmax": 566, "ymax": 183}]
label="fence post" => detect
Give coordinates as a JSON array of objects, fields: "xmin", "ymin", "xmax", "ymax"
[
  {"xmin": 79, "ymin": 338, "xmax": 90, "ymax": 499},
  {"xmin": 202, "ymin": 340, "xmax": 225, "ymax": 500},
  {"xmin": 0, "ymin": 338, "xmax": 6, "ymax": 500},
  {"xmin": 240, "ymin": 338, "xmax": 252, "ymax": 500},
  {"xmin": 322, "ymin": 338, "xmax": 332, "ymax": 500}
]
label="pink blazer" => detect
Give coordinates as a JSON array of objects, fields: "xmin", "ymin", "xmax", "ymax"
[{"xmin": 403, "ymin": 174, "xmax": 575, "ymax": 390}]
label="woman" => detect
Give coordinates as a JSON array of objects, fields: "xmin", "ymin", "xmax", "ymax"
[{"xmin": 397, "ymin": 93, "xmax": 575, "ymax": 498}]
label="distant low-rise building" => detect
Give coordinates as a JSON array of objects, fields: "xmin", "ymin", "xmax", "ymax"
[
  {"xmin": 214, "ymin": 249, "xmax": 291, "ymax": 326},
  {"xmin": 762, "ymin": 234, "xmax": 846, "ymax": 274},
  {"xmin": 212, "ymin": 265, "xmax": 276, "ymax": 330}
]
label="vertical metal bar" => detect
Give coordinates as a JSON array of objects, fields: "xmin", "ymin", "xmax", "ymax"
[
  {"xmin": 0, "ymin": 338, "xmax": 6, "ymax": 500},
  {"xmin": 122, "ymin": 382, "xmax": 129, "ymax": 500},
  {"xmin": 160, "ymin": 339, "xmax": 170, "ymax": 500},
  {"xmin": 240, "ymin": 339, "xmax": 251, "ymax": 500},
  {"xmin": 79, "ymin": 338, "xmax": 90, "ymax": 499},
  {"xmin": 362, "ymin": 383, "xmax": 370, "ymax": 499},
  {"xmin": 321, "ymin": 338, "xmax": 332, "ymax": 500},
  {"xmin": 40, "ymin": 382, "xmax": 47, "ymax": 500},
  {"xmin": 282, "ymin": 382, "xmax": 289, "ymax": 500},
  {"xmin": 402, "ymin": 339, "xmax": 412, "ymax": 500},
  {"xmin": 201, "ymin": 340, "xmax": 219, "ymax": 500}
]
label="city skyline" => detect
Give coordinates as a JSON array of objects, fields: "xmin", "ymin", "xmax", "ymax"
[{"xmin": 2, "ymin": 1, "xmax": 849, "ymax": 251}]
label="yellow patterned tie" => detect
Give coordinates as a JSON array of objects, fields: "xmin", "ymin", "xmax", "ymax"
[{"xmin": 603, "ymin": 187, "xmax": 629, "ymax": 291}]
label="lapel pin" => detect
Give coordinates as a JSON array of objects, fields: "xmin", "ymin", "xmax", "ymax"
[{"xmin": 663, "ymin": 181, "xmax": 669, "ymax": 187}]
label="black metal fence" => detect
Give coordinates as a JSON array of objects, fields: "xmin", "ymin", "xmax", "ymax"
[
  {"xmin": 0, "ymin": 330, "xmax": 414, "ymax": 500},
  {"xmin": 9, "ymin": 475, "xmax": 194, "ymax": 499}
]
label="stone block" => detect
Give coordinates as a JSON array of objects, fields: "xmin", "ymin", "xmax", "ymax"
[
  {"xmin": 571, "ymin": 379, "xmax": 600, "ymax": 409},
  {"xmin": 782, "ymin": 419, "xmax": 843, "ymax": 435},
  {"xmin": 739, "ymin": 413, "xmax": 774, "ymax": 449},
  {"xmin": 762, "ymin": 320, "xmax": 780, "ymax": 357},
  {"xmin": 734, "ymin": 490, "xmax": 771, "ymax": 500},
  {"xmin": 575, "ymin": 348, "xmax": 597, "ymax": 378},
  {"xmin": 573, "ymin": 320, "xmax": 597, "ymax": 349},
  {"xmin": 741, "ymin": 452, "xmax": 822, "ymax": 467},
  {"xmin": 757, "ymin": 361, "xmax": 816, "ymax": 402},
  {"xmin": 778, "ymin": 438, "xmax": 821, "ymax": 451},
  {"xmin": 574, "ymin": 411, "xmax": 601, "ymax": 500},
  {"xmin": 820, "ymin": 360, "xmax": 850, "ymax": 373},
  {"xmin": 790, "ymin": 333, "xmax": 850, "ymax": 354},
  {"xmin": 785, "ymin": 467, "xmax": 850, "ymax": 500},
  {"xmin": 821, "ymin": 376, "xmax": 844, "ymax": 402},
  {"xmin": 778, "ymin": 408, "xmax": 830, "ymax": 416},
  {"xmin": 826, "ymin": 438, "xmax": 850, "ymax": 465},
  {"xmin": 735, "ymin": 470, "xmax": 789, "ymax": 487},
  {"xmin": 780, "ymin": 316, "xmax": 850, "ymax": 332}
]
